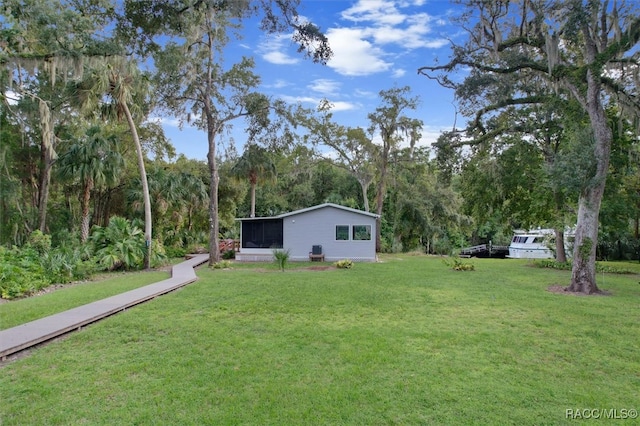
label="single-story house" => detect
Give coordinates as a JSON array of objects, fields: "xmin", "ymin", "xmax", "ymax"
[{"xmin": 235, "ymin": 203, "xmax": 379, "ymax": 262}]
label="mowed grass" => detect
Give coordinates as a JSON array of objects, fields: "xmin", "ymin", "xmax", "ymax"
[
  {"xmin": 0, "ymin": 270, "xmax": 170, "ymax": 330},
  {"xmin": 1, "ymin": 255, "xmax": 639, "ymax": 425}
]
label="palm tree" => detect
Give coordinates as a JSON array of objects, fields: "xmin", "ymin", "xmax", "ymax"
[
  {"xmin": 57, "ymin": 125, "xmax": 124, "ymax": 242},
  {"xmin": 230, "ymin": 144, "xmax": 277, "ymax": 218},
  {"xmin": 72, "ymin": 58, "xmax": 154, "ymax": 269},
  {"xmin": 178, "ymin": 172, "xmax": 209, "ymax": 231}
]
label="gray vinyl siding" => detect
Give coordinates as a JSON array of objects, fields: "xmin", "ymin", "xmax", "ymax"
[{"xmin": 282, "ymin": 206, "xmax": 377, "ymax": 262}]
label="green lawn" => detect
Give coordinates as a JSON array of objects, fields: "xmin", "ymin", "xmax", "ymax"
[
  {"xmin": 1, "ymin": 255, "xmax": 639, "ymax": 425},
  {"xmin": 0, "ymin": 270, "xmax": 170, "ymax": 330}
]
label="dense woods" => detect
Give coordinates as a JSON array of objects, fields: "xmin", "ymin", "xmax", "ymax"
[{"xmin": 1, "ymin": 0, "xmax": 638, "ymax": 297}]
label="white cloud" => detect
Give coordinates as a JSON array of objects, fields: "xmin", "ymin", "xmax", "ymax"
[
  {"xmin": 279, "ymin": 95, "xmax": 357, "ymax": 112},
  {"xmin": 327, "ymin": 27, "xmax": 392, "ymax": 76},
  {"xmin": 265, "ymin": 79, "xmax": 290, "ymax": 89},
  {"xmin": 419, "ymin": 124, "xmax": 448, "ymax": 147},
  {"xmin": 259, "ymin": 34, "xmax": 300, "ymax": 65},
  {"xmin": 422, "ymin": 39, "xmax": 449, "ymax": 49},
  {"xmin": 392, "ymin": 68, "xmax": 406, "ymax": 78},
  {"xmin": 148, "ymin": 116, "xmax": 181, "ymax": 128},
  {"xmin": 263, "ymin": 50, "xmax": 299, "ymax": 65},
  {"xmin": 308, "ymin": 79, "xmax": 341, "ymax": 95},
  {"xmin": 370, "ymin": 23, "xmax": 448, "ymax": 49},
  {"xmin": 329, "ymin": 101, "xmax": 358, "ymax": 112},
  {"xmin": 256, "ymin": 1, "xmax": 447, "ymax": 77},
  {"xmin": 280, "ymin": 95, "xmax": 320, "ymax": 105},
  {"xmin": 324, "ymin": 1, "xmax": 448, "ymax": 76},
  {"xmin": 341, "ymin": 0, "xmax": 406, "ymax": 26},
  {"xmin": 354, "ymin": 88, "xmax": 377, "ymax": 98}
]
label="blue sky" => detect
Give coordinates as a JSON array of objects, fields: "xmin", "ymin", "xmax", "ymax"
[{"xmin": 154, "ymin": 0, "xmax": 465, "ymax": 161}]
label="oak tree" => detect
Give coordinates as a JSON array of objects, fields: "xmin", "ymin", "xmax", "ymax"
[{"xmin": 419, "ymin": 0, "xmax": 640, "ymax": 293}]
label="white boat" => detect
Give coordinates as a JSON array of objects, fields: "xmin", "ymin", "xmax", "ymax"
[{"xmin": 507, "ymin": 229, "xmax": 574, "ymax": 259}]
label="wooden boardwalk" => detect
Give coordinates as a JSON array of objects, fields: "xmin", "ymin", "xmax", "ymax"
[
  {"xmin": 0, "ymin": 254, "xmax": 209, "ymax": 361},
  {"xmin": 459, "ymin": 244, "xmax": 509, "ymax": 258}
]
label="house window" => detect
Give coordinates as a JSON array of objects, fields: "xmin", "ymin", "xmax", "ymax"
[
  {"xmin": 241, "ymin": 219, "xmax": 283, "ymax": 248},
  {"xmin": 336, "ymin": 225, "xmax": 349, "ymax": 240},
  {"xmin": 352, "ymin": 225, "xmax": 371, "ymax": 240}
]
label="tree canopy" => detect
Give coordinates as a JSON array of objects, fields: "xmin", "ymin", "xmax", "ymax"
[
  {"xmin": 0, "ymin": 0, "xmax": 638, "ymax": 293},
  {"xmin": 419, "ymin": 0, "xmax": 640, "ymax": 293}
]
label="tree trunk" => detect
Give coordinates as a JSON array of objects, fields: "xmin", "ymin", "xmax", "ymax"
[
  {"xmin": 374, "ymin": 157, "xmax": 389, "ymax": 252},
  {"xmin": 207, "ymin": 118, "xmax": 221, "ymax": 266},
  {"xmin": 568, "ymin": 189, "xmax": 604, "ymax": 294},
  {"xmin": 80, "ymin": 180, "xmax": 93, "ymax": 243},
  {"xmin": 375, "ymin": 182, "xmax": 384, "ymax": 252},
  {"xmin": 123, "ymin": 103, "xmax": 152, "ymax": 270},
  {"xmin": 554, "ymin": 228, "xmax": 566, "ymax": 263},
  {"xmin": 567, "ymin": 69, "xmax": 612, "ymax": 294},
  {"xmin": 37, "ymin": 102, "xmax": 55, "ymax": 233},
  {"xmin": 359, "ymin": 178, "xmax": 370, "ymax": 212},
  {"xmin": 37, "ymin": 157, "xmax": 52, "ymax": 233},
  {"xmin": 250, "ymin": 182, "xmax": 256, "ymax": 218}
]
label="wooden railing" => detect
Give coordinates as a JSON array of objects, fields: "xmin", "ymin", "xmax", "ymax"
[{"xmin": 219, "ymin": 239, "xmax": 240, "ymax": 252}]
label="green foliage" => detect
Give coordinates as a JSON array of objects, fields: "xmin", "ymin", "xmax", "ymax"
[
  {"xmin": 27, "ymin": 230, "xmax": 52, "ymax": 254},
  {"xmin": 40, "ymin": 250, "xmax": 75, "ymax": 282},
  {"xmin": 383, "ymin": 148, "xmax": 471, "ymax": 255},
  {"xmin": 578, "ymin": 237, "xmax": 593, "ymax": 259},
  {"xmin": 595, "ymin": 263, "xmax": 637, "ymax": 274},
  {"xmin": 90, "ymin": 216, "xmax": 148, "ymax": 270},
  {"xmin": 150, "ymin": 238, "xmax": 168, "ymax": 267},
  {"xmin": 533, "ymin": 259, "xmax": 637, "ymax": 274},
  {"xmin": 334, "ymin": 259, "xmax": 353, "ymax": 269},
  {"xmin": 91, "ymin": 216, "xmax": 167, "ymax": 271},
  {"xmin": 443, "ymin": 256, "xmax": 475, "ymax": 271},
  {"xmin": 0, "ymin": 237, "xmax": 97, "ymax": 299},
  {"xmin": 273, "ymin": 249, "xmax": 290, "ymax": 272},
  {"xmin": 597, "ymin": 235, "xmax": 640, "ymax": 261},
  {"xmin": 532, "ymin": 259, "xmax": 573, "ymax": 271},
  {"xmin": 221, "ymin": 249, "xmax": 236, "ymax": 260},
  {"xmin": 164, "ymin": 246, "xmax": 188, "ymax": 259},
  {"xmin": 0, "ymin": 247, "xmax": 48, "ymax": 299},
  {"xmin": 212, "ymin": 260, "xmax": 232, "ymax": 269}
]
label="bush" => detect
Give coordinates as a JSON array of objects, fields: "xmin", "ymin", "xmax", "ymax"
[
  {"xmin": 595, "ymin": 262, "xmax": 636, "ymax": 274},
  {"xmin": 39, "ymin": 251, "xmax": 75, "ymax": 284},
  {"xmin": 0, "ymin": 263, "xmax": 48, "ymax": 299},
  {"xmin": 90, "ymin": 217, "xmax": 146, "ymax": 270},
  {"xmin": 334, "ymin": 259, "xmax": 353, "ymax": 269},
  {"xmin": 443, "ymin": 257, "xmax": 475, "ymax": 271},
  {"xmin": 532, "ymin": 259, "xmax": 572, "ymax": 270},
  {"xmin": 273, "ymin": 249, "xmax": 290, "ymax": 272},
  {"xmin": 0, "ymin": 246, "xmax": 48, "ymax": 299},
  {"xmin": 532, "ymin": 259, "xmax": 636, "ymax": 274},
  {"xmin": 150, "ymin": 239, "xmax": 168, "ymax": 268},
  {"xmin": 0, "ymin": 234, "xmax": 99, "ymax": 299},
  {"xmin": 212, "ymin": 260, "xmax": 232, "ymax": 269},
  {"xmin": 222, "ymin": 249, "xmax": 235, "ymax": 260},
  {"xmin": 27, "ymin": 230, "xmax": 51, "ymax": 254},
  {"xmin": 165, "ymin": 245, "xmax": 188, "ymax": 259}
]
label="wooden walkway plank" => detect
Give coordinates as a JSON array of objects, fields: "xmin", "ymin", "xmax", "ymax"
[{"xmin": 0, "ymin": 254, "xmax": 209, "ymax": 360}]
